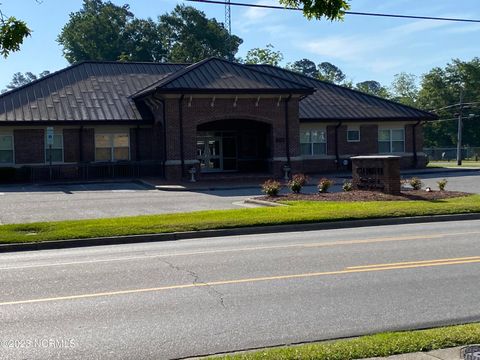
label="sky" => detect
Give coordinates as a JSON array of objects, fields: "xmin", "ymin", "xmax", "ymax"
[{"xmin": 1, "ymin": 0, "xmax": 479, "ymax": 90}]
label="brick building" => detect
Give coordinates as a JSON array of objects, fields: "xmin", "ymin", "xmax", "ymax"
[{"xmin": 0, "ymin": 58, "xmax": 437, "ymax": 182}]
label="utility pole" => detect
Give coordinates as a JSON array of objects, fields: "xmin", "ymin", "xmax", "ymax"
[
  {"xmin": 225, "ymin": 0, "xmax": 233, "ymax": 60},
  {"xmin": 457, "ymin": 87, "xmax": 464, "ymax": 166}
]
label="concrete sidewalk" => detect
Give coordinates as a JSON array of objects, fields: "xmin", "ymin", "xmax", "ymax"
[
  {"xmin": 143, "ymin": 167, "xmax": 479, "ymax": 191},
  {"xmin": 363, "ymin": 346, "xmax": 463, "ymax": 360}
]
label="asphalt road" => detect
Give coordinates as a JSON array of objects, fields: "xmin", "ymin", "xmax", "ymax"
[
  {"xmin": 1, "ymin": 220, "xmax": 480, "ymax": 359},
  {"xmin": 0, "ymin": 170, "xmax": 478, "ymax": 224}
]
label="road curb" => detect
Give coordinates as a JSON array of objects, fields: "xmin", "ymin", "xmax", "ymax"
[
  {"xmin": 244, "ymin": 199, "xmax": 286, "ymax": 207},
  {"xmin": 1, "ymin": 213, "xmax": 480, "ymax": 253}
]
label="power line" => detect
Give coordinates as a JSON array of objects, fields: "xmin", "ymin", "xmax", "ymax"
[{"xmin": 186, "ymin": 0, "xmax": 480, "ymax": 23}]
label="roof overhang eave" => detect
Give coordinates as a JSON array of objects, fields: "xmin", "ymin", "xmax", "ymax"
[
  {"xmin": 0, "ymin": 119, "xmax": 155, "ymax": 126},
  {"xmin": 299, "ymin": 115, "xmax": 439, "ymax": 122},
  {"xmin": 134, "ymin": 88, "xmax": 314, "ymax": 99}
]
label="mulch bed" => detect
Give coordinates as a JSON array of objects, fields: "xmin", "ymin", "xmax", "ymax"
[{"xmin": 259, "ymin": 190, "xmax": 471, "ymax": 202}]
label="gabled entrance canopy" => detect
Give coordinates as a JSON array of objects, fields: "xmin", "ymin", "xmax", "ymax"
[{"xmin": 133, "ymin": 57, "xmax": 315, "ymax": 97}]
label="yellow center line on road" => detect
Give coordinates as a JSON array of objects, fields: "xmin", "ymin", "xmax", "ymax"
[
  {"xmin": 1, "ymin": 256, "xmax": 480, "ymax": 307},
  {"xmin": 346, "ymin": 255, "xmax": 480, "ymax": 269},
  {"xmin": 1, "ymin": 231, "xmax": 480, "ymax": 271}
]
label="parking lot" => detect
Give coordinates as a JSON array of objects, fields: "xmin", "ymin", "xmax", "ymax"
[{"xmin": 0, "ymin": 170, "xmax": 478, "ymax": 225}]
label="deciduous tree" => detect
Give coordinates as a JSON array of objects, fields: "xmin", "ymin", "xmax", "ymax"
[
  {"xmin": 355, "ymin": 80, "xmax": 390, "ymax": 98},
  {"xmin": 288, "ymin": 58, "xmax": 318, "ymax": 78},
  {"xmin": 0, "ymin": 4, "xmax": 31, "ymax": 57},
  {"xmin": 390, "ymin": 72, "xmax": 418, "ymax": 107},
  {"xmin": 418, "ymin": 58, "xmax": 480, "ymax": 147},
  {"xmin": 318, "ymin": 62, "xmax": 345, "ymax": 84},
  {"xmin": 160, "ymin": 5, "xmax": 242, "ymax": 63},
  {"xmin": 279, "ymin": 0, "xmax": 350, "ymax": 20},
  {"xmin": 244, "ymin": 44, "xmax": 283, "ymax": 66}
]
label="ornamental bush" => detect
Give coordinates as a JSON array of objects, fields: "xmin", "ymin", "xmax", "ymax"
[
  {"xmin": 437, "ymin": 178, "xmax": 448, "ymax": 191},
  {"xmin": 409, "ymin": 177, "xmax": 423, "ymax": 190},
  {"xmin": 318, "ymin": 178, "xmax": 334, "ymax": 193},
  {"xmin": 261, "ymin": 179, "xmax": 281, "ymax": 196},
  {"xmin": 342, "ymin": 180, "xmax": 353, "ymax": 192},
  {"xmin": 289, "ymin": 173, "xmax": 308, "ymax": 194}
]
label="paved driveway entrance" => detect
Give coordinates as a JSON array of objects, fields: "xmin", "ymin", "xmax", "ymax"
[{"xmin": 0, "ymin": 182, "xmax": 260, "ymax": 225}]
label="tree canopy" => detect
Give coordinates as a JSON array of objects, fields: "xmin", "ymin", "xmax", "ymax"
[
  {"xmin": 57, "ymin": 1, "xmax": 242, "ymax": 63},
  {"xmin": 288, "ymin": 58, "xmax": 318, "ymax": 78},
  {"xmin": 279, "ymin": 0, "xmax": 350, "ymax": 20},
  {"xmin": 0, "ymin": 4, "xmax": 31, "ymax": 57},
  {"xmin": 317, "ymin": 62, "xmax": 346, "ymax": 84},
  {"xmin": 355, "ymin": 81, "xmax": 390, "ymax": 98},
  {"xmin": 390, "ymin": 72, "xmax": 418, "ymax": 107},
  {"xmin": 418, "ymin": 58, "xmax": 480, "ymax": 147},
  {"xmin": 244, "ymin": 44, "xmax": 284, "ymax": 66},
  {"xmin": 1, "ymin": 71, "xmax": 50, "ymax": 93},
  {"xmin": 160, "ymin": 5, "xmax": 242, "ymax": 63}
]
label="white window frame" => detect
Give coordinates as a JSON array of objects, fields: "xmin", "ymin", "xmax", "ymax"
[
  {"xmin": 0, "ymin": 133, "xmax": 14, "ymax": 166},
  {"xmin": 45, "ymin": 133, "xmax": 64, "ymax": 164},
  {"xmin": 300, "ymin": 128, "xmax": 327, "ymax": 156},
  {"xmin": 347, "ymin": 127, "xmax": 360, "ymax": 142},
  {"xmin": 95, "ymin": 132, "xmax": 130, "ymax": 162},
  {"xmin": 378, "ymin": 128, "xmax": 405, "ymax": 154}
]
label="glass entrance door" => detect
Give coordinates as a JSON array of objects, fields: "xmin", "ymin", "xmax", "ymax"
[
  {"xmin": 196, "ymin": 132, "xmax": 237, "ymax": 172},
  {"xmin": 197, "ymin": 135, "xmax": 222, "ymax": 172}
]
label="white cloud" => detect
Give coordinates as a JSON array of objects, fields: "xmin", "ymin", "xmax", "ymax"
[
  {"xmin": 242, "ymin": 0, "xmax": 278, "ymax": 22},
  {"xmin": 387, "ymin": 19, "xmax": 451, "ymax": 36},
  {"xmin": 302, "ymin": 34, "xmax": 386, "ymax": 61}
]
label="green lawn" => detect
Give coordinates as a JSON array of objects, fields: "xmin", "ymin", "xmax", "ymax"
[
  {"xmin": 428, "ymin": 160, "xmax": 480, "ymax": 168},
  {"xmin": 210, "ymin": 323, "xmax": 480, "ymax": 360},
  {"xmin": 1, "ymin": 195, "xmax": 480, "ymax": 244}
]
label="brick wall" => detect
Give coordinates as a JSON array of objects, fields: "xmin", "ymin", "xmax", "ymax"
[
  {"xmin": 130, "ymin": 128, "xmax": 154, "ymax": 161},
  {"xmin": 62, "ymin": 128, "xmax": 95, "ymax": 163},
  {"xmin": 14, "ymin": 129, "xmax": 44, "ymax": 164},
  {"xmin": 352, "ymin": 157, "xmax": 401, "ymax": 194},
  {"xmin": 162, "ymin": 96, "xmax": 301, "ymax": 179},
  {"xmin": 82, "ymin": 128, "xmax": 95, "ymax": 162}
]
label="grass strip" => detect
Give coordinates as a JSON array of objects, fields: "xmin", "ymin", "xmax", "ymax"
[
  {"xmin": 1, "ymin": 195, "xmax": 480, "ymax": 244},
  {"xmin": 211, "ymin": 323, "xmax": 480, "ymax": 360},
  {"xmin": 428, "ymin": 161, "xmax": 480, "ymax": 168}
]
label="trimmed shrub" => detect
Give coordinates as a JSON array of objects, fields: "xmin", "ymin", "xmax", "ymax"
[
  {"xmin": 437, "ymin": 178, "xmax": 448, "ymax": 191},
  {"xmin": 318, "ymin": 178, "xmax": 334, "ymax": 193},
  {"xmin": 342, "ymin": 180, "xmax": 353, "ymax": 192},
  {"xmin": 261, "ymin": 179, "xmax": 281, "ymax": 196},
  {"xmin": 288, "ymin": 173, "xmax": 308, "ymax": 194},
  {"xmin": 409, "ymin": 177, "xmax": 423, "ymax": 190}
]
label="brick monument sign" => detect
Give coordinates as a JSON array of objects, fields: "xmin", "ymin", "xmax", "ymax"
[{"xmin": 351, "ymin": 155, "xmax": 401, "ymax": 195}]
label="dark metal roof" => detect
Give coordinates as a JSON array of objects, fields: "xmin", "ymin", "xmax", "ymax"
[
  {"xmin": 0, "ymin": 61, "xmax": 186, "ymax": 123},
  {"xmin": 133, "ymin": 57, "xmax": 314, "ymax": 97},
  {"xmin": 0, "ymin": 59, "xmax": 437, "ymax": 124},
  {"xmin": 251, "ymin": 64, "xmax": 438, "ymax": 121}
]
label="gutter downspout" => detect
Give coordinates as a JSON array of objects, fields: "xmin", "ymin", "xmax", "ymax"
[
  {"xmin": 152, "ymin": 94, "xmax": 167, "ymax": 178},
  {"xmin": 135, "ymin": 125, "xmax": 140, "ymax": 161},
  {"xmin": 179, "ymin": 94, "xmax": 185, "ymax": 178},
  {"xmin": 284, "ymin": 94, "xmax": 292, "ymax": 166},
  {"xmin": 79, "ymin": 126, "xmax": 83, "ymax": 163},
  {"xmin": 335, "ymin": 121, "xmax": 342, "ymax": 168},
  {"xmin": 412, "ymin": 120, "xmax": 421, "ymax": 168}
]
